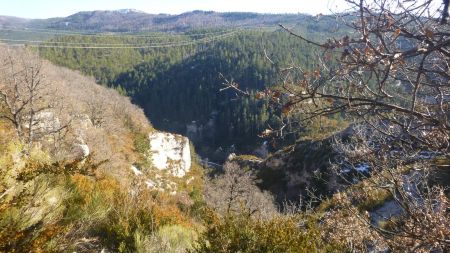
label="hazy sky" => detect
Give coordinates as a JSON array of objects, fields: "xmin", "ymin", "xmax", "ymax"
[{"xmin": 2, "ymin": 0, "xmax": 349, "ymax": 19}]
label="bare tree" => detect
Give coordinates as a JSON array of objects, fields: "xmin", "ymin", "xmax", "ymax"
[
  {"xmin": 220, "ymin": 0, "xmax": 450, "ymax": 250},
  {"xmin": 0, "ymin": 47, "xmax": 64, "ymax": 148},
  {"xmin": 204, "ymin": 161, "xmax": 277, "ymax": 218},
  {"xmin": 82, "ymin": 97, "xmax": 108, "ymax": 128},
  {"xmin": 219, "ymin": 0, "xmax": 450, "ymax": 150},
  {"xmin": 275, "ymin": 1, "xmax": 450, "ymax": 250}
]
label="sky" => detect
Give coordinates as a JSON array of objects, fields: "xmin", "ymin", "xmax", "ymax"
[{"xmin": 1, "ymin": 0, "xmax": 349, "ymax": 19}]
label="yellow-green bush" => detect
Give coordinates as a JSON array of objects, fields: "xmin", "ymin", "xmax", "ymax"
[
  {"xmin": 193, "ymin": 210, "xmax": 344, "ymax": 253},
  {"xmin": 69, "ymin": 175, "xmax": 196, "ymax": 252},
  {"xmin": 0, "ymin": 139, "xmax": 200, "ymax": 252}
]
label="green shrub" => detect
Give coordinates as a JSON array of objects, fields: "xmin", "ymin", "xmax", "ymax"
[{"xmin": 133, "ymin": 132, "xmax": 149, "ymax": 156}]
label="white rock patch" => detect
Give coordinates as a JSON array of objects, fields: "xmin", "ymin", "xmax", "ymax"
[
  {"xmin": 78, "ymin": 144, "xmax": 90, "ymax": 158},
  {"xmin": 149, "ymin": 132, "xmax": 191, "ymax": 178},
  {"xmin": 130, "ymin": 165, "xmax": 143, "ymax": 176},
  {"xmin": 30, "ymin": 111, "xmax": 61, "ymax": 133}
]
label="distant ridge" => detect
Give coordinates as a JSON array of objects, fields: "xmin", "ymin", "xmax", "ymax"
[{"xmin": 0, "ymin": 10, "xmax": 315, "ymax": 32}]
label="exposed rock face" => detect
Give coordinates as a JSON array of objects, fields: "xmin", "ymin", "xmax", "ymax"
[
  {"xmin": 76, "ymin": 143, "xmax": 90, "ymax": 158},
  {"xmin": 226, "ymin": 154, "xmax": 263, "ymax": 169},
  {"xmin": 70, "ymin": 115, "xmax": 93, "ymax": 160},
  {"xmin": 23, "ymin": 111, "xmax": 60, "ymax": 138},
  {"xmin": 252, "ymin": 126, "xmax": 361, "ymax": 204},
  {"xmin": 256, "ymin": 138, "xmax": 337, "ymax": 203},
  {"xmin": 128, "ymin": 132, "xmax": 195, "ymax": 195},
  {"xmin": 130, "ymin": 165, "xmax": 143, "ymax": 176},
  {"xmin": 148, "ymin": 132, "xmax": 191, "ymax": 178}
]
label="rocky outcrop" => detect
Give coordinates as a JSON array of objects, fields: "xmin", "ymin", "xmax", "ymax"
[
  {"xmin": 148, "ymin": 132, "xmax": 191, "ymax": 178},
  {"xmin": 226, "ymin": 153, "xmax": 263, "ymax": 169},
  {"xmin": 256, "ymin": 138, "xmax": 338, "ymax": 203},
  {"xmin": 22, "ymin": 111, "xmax": 61, "ymax": 138},
  {"xmin": 74, "ymin": 142, "xmax": 90, "ymax": 158},
  {"xmin": 221, "ymin": 136, "xmax": 338, "ymax": 205},
  {"xmin": 127, "ymin": 132, "xmax": 194, "ymax": 195},
  {"xmin": 69, "ymin": 114, "xmax": 93, "ymax": 160},
  {"xmin": 129, "ymin": 164, "xmax": 192, "ymax": 195}
]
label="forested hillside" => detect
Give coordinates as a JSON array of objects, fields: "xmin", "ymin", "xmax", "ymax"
[
  {"xmin": 112, "ymin": 31, "xmax": 321, "ymax": 155},
  {"xmin": 37, "ymin": 28, "xmax": 343, "ymax": 159}
]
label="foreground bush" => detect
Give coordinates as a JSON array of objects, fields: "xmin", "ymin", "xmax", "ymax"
[
  {"xmin": 193, "ymin": 210, "xmax": 343, "ymax": 253},
  {"xmin": 0, "ymin": 140, "xmax": 197, "ymax": 252}
]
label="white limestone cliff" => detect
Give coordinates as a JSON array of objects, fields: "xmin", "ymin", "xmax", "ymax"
[{"xmin": 148, "ymin": 132, "xmax": 191, "ymax": 178}]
